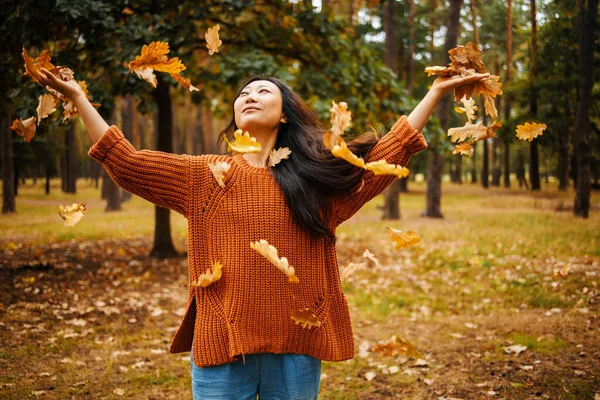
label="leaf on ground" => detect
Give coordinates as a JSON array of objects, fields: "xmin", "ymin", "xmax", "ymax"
[
  {"xmin": 224, "ymin": 129, "xmax": 262, "ymax": 153},
  {"xmin": 372, "ymin": 334, "xmax": 424, "ymax": 359},
  {"xmin": 364, "ymin": 371, "xmax": 377, "ymax": 381},
  {"xmin": 453, "ymin": 142, "xmax": 474, "ymax": 157},
  {"xmin": 331, "ymin": 139, "xmax": 365, "ymax": 168},
  {"xmin": 365, "ymin": 160, "xmax": 410, "ymax": 178},
  {"xmin": 448, "ymin": 121, "xmax": 487, "ymax": 143},
  {"xmin": 504, "ymin": 344, "xmax": 527, "ymax": 355},
  {"xmin": 170, "ymin": 73, "xmax": 200, "ymax": 92},
  {"xmin": 291, "ymin": 307, "xmax": 321, "ymax": 329},
  {"xmin": 190, "ymin": 261, "xmax": 223, "ymax": 288},
  {"xmin": 386, "ymin": 227, "xmax": 421, "ymax": 249},
  {"xmin": 268, "ymin": 147, "xmax": 291, "ymax": 167},
  {"xmin": 553, "ymin": 263, "xmax": 570, "ymax": 279},
  {"xmin": 36, "ymin": 94, "xmax": 57, "ymax": 124},
  {"xmin": 207, "ymin": 161, "xmax": 231, "ymax": 188},
  {"xmin": 10, "ymin": 117, "xmax": 37, "ymax": 143},
  {"xmin": 516, "ymin": 122, "xmax": 546, "ymax": 142},
  {"xmin": 205, "ymin": 25, "xmax": 222, "ymax": 55},
  {"xmin": 250, "ymin": 240, "xmax": 299, "ymax": 283},
  {"xmin": 330, "ymin": 101, "xmax": 352, "ymax": 136},
  {"xmin": 58, "ymin": 203, "xmax": 86, "ymax": 227},
  {"xmin": 128, "ymin": 41, "xmax": 186, "ymax": 87}
]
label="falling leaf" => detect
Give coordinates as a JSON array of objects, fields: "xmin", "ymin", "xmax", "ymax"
[
  {"xmin": 36, "ymin": 94, "xmax": 57, "ymax": 124},
  {"xmin": 22, "ymin": 47, "xmax": 55, "ymax": 84},
  {"xmin": 224, "ymin": 129, "xmax": 262, "ymax": 153},
  {"xmin": 58, "ymin": 203, "xmax": 86, "ymax": 227},
  {"xmin": 478, "ymin": 121, "xmax": 502, "ymax": 141},
  {"xmin": 453, "ymin": 142, "xmax": 474, "ymax": 157},
  {"xmin": 365, "ymin": 160, "xmax": 410, "ymax": 178},
  {"xmin": 323, "ymin": 131, "xmax": 343, "ymax": 149},
  {"xmin": 484, "ymin": 95, "xmax": 498, "ymax": 119},
  {"xmin": 331, "ymin": 139, "xmax": 365, "ymax": 168},
  {"xmin": 386, "ymin": 227, "xmax": 421, "ymax": 249},
  {"xmin": 553, "ymin": 264, "xmax": 570, "ymax": 279},
  {"xmin": 516, "ymin": 122, "xmax": 546, "ymax": 142},
  {"xmin": 504, "ymin": 344, "xmax": 527, "ymax": 355},
  {"xmin": 330, "ymin": 101, "xmax": 352, "ymax": 136},
  {"xmin": 250, "ymin": 240, "xmax": 299, "ymax": 283},
  {"xmin": 61, "ymin": 81, "xmax": 100, "ymax": 123},
  {"xmin": 190, "ymin": 262, "xmax": 223, "ymax": 288},
  {"xmin": 455, "ymin": 96, "xmax": 478, "ymax": 121},
  {"xmin": 10, "ymin": 117, "xmax": 37, "ymax": 143},
  {"xmin": 205, "ymin": 25, "xmax": 222, "ymax": 55},
  {"xmin": 291, "ymin": 308, "xmax": 321, "ymax": 329},
  {"xmin": 170, "ymin": 73, "xmax": 200, "ymax": 92},
  {"xmin": 268, "ymin": 147, "xmax": 291, "ymax": 167},
  {"xmin": 372, "ymin": 334, "xmax": 424, "ymax": 359},
  {"xmin": 342, "ymin": 260, "xmax": 367, "ymax": 281},
  {"xmin": 447, "ymin": 121, "xmax": 487, "ymax": 143},
  {"xmin": 128, "ymin": 41, "xmax": 186, "ymax": 87},
  {"xmin": 208, "ymin": 161, "xmax": 231, "ymax": 188},
  {"xmin": 362, "ymin": 249, "xmax": 381, "ymax": 268}
]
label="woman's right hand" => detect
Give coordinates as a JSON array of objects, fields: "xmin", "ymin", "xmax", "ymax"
[{"xmin": 38, "ymin": 68, "xmax": 86, "ymax": 101}]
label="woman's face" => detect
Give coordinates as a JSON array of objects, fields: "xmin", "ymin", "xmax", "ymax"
[{"xmin": 234, "ymin": 80, "xmax": 285, "ymax": 134}]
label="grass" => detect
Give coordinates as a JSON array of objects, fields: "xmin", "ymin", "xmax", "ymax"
[{"xmin": 1, "ymin": 178, "xmax": 599, "ymax": 399}]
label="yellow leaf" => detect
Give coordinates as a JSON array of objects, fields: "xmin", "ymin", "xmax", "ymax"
[
  {"xmin": 223, "ymin": 129, "xmax": 262, "ymax": 153},
  {"xmin": 37, "ymin": 94, "xmax": 57, "ymax": 125},
  {"xmin": 447, "ymin": 121, "xmax": 487, "ymax": 143},
  {"xmin": 191, "ymin": 261, "xmax": 223, "ymax": 288},
  {"xmin": 250, "ymin": 240, "xmax": 299, "ymax": 283},
  {"xmin": 58, "ymin": 202, "xmax": 86, "ymax": 227},
  {"xmin": 516, "ymin": 122, "xmax": 546, "ymax": 142},
  {"xmin": 364, "ymin": 160, "xmax": 410, "ymax": 178},
  {"xmin": 424, "ymin": 66, "xmax": 455, "ymax": 77},
  {"xmin": 268, "ymin": 147, "xmax": 291, "ymax": 167},
  {"xmin": 331, "ymin": 139, "xmax": 365, "ymax": 168},
  {"xmin": 372, "ymin": 334, "xmax": 423, "ymax": 359},
  {"xmin": 455, "ymin": 96, "xmax": 478, "ymax": 121},
  {"xmin": 205, "ymin": 25, "xmax": 222, "ymax": 55},
  {"xmin": 484, "ymin": 95, "xmax": 498, "ymax": 119},
  {"xmin": 453, "ymin": 142, "xmax": 474, "ymax": 157},
  {"xmin": 207, "ymin": 161, "xmax": 231, "ymax": 188},
  {"xmin": 128, "ymin": 41, "xmax": 186, "ymax": 87},
  {"xmin": 330, "ymin": 101, "xmax": 352, "ymax": 136},
  {"xmin": 22, "ymin": 47, "xmax": 55, "ymax": 84},
  {"xmin": 10, "ymin": 117, "xmax": 37, "ymax": 143},
  {"xmin": 290, "ymin": 308, "xmax": 321, "ymax": 329},
  {"xmin": 170, "ymin": 73, "xmax": 200, "ymax": 92},
  {"xmin": 552, "ymin": 264, "xmax": 570, "ymax": 279},
  {"xmin": 386, "ymin": 227, "xmax": 421, "ymax": 249}
]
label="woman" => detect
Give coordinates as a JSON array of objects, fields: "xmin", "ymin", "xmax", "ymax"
[{"xmin": 40, "ymin": 69, "xmax": 488, "ymax": 399}]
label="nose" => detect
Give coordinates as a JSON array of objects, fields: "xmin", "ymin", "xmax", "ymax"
[{"xmin": 245, "ymin": 93, "xmax": 258, "ymax": 103}]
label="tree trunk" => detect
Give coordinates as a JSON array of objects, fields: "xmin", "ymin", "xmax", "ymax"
[
  {"xmin": 45, "ymin": 167, "xmax": 51, "ymax": 195},
  {"xmin": 482, "ymin": 138, "xmax": 489, "ymax": 188},
  {"xmin": 471, "ymin": 141, "xmax": 478, "ymax": 183},
  {"xmin": 150, "ymin": 75, "xmax": 178, "ymax": 258},
  {"xmin": 103, "ymin": 109, "xmax": 122, "ymax": 211},
  {"xmin": 529, "ymin": 0, "xmax": 541, "ymax": 190},
  {"xmin": 503, "ymin": 143, "xmax": 510, "ymax": 187},
  {"xmin": 455, "ymin": 155, "xmax": 463, "ymax": 184},
  {"xmin": 1, "ymin": 116, "xmax": 15, "ymax": 213},
  {"xmin": 573, "ymin": 0, "xmax": 597, "ymax": 217},
  {"xmin": 64, "ymin": 124, "xmax": 77, "ymax": 193},
  {"xmin": 516, "ymin": 149, "xmax": 529, "ymax": 189},
  {"xmin": 503, "ymin": 0, "xmax": 513, "ymax": 188},
  {"xmin": 382, "ymin": 180, "xmax": 401, "ymax": 219},
  {"xmin": 425, "ymin": 0, "xmax": 463, "ymax": 218},
  {"xmin": 406, "ymin": 0, "xmax": 415, "ymax": 96},
  {"xmin": 558, "ymin": 102, "xmax": 570, "ymax": 191}
]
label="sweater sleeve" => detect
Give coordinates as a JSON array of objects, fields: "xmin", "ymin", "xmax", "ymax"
[
  {"xmin": 332, "ymin": 116, "xmax": 428, "ymax": 225},
  {"xmin": 88, "ymin": 125, "xmax": 190, "ymax": 217}
]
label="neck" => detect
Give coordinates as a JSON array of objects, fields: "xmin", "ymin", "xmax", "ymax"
[{"xmin": 242, "ymin": 127, "xmax": 278, "ymax": 167}]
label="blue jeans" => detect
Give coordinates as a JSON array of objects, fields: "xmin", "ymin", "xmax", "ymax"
[{"xmin": 190, "ymin": 351, "xmax": 322, "ymax": 399}]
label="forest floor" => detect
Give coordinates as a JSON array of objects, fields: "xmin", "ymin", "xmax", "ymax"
[{"xmin": 0, "ymin": 179, "xmax": 599, "ymax": 400}]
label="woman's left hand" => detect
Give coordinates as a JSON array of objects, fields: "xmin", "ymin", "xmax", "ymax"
[{"xmin": 430, "ymin": 73, "xmax": 490, "ymax": 96}]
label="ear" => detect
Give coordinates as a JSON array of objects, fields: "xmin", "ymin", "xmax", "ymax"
[{"xmin": 280, "ymin": 115, "xmax": 287, "ymax": 123}]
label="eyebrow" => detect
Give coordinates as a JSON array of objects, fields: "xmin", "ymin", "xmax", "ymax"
[{"xmin": 241, "ymin": 85, "xmax": 272, "ymax": 91}]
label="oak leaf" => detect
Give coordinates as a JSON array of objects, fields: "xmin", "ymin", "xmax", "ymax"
[
  {"xmin": 331, "ymin": 139, "xmax": 365, "ymax": 168},
  {"xmin": 372, "ymin": 334, "xmax": 424, "ymax": 359},
  {"xmin": 386, "ymin": 227, "xmax": 421, "ymax": 249},
  {"xmin": 208, "ymin": 161, "xmax": 231, "ymax": 188},
  {"xmin": 455, "ymin": 96, "xmax": 478, "ymax": 121},
  {"xmin": 362, "ymin": 249, "xmax": 381, "ymax": 268},
  {"xmin": 448, "ymin": 42, "xmax": 486, "ymax": 73},
  {"xmin": 447, "ymin": 121, "xmax": 487, "ymax": 143},
  {"xmin": 453, "ymin": 142, "xmax": 474, "ymax": 157},
  {"xmin": 516, "ymin": 122, "xmax": 546, "ymax": 142},
  {"xmin": 330, "ymin": 101, "xmax": 352, "ymax": 136},
  {"xmin": 268, "ymin": 147, "xmax": 291, "ymax": 167},
  {"xmin": 10, "ymin": 117, "xmax": 37, "ymax": 143},
  {"xmin": 291, "ymin": 308, "xmax": 321, "ymax": 329},
  {"xmin": 365, "ymin": 160, "xmax": 410, "ymax": 178},
  {"xmin": 342, "ymin": 260, "xmax": 367, "ymax": 281},
  {"xmin": 190, "ymin": 262, "xmax": 223, "ymax": 288},
  {"xmin": 128, "ymin": 41, "xmax": 186, "ymax": 87},
  {"xmin": 224, "ymin": 129, "xmax": 262, "ymax": 153},
  {"xmin": 205, "ymin": 25, "xmax": 222, "ymax": 55},
  {"xmin": 170, "ymin": 73, "xmax": 200, "ymax": 92},
  {"xmin": 58, "ymin": 203, "xmax": 86, "ymax": 227},
  {"xmin": 424, "ymin": 66, "xmax": 456, "ymax": 77},
  {"xmin": 22, "ymin": 47, "xmax": 55, "ymax": 84},
  {"xmin": 37, "ymin": 94, "xmax": 57, "ymax": 125},
  {"xmin": 484, "ymin": 95, "xmax": 498, "ymax": 119},
  {"xmin": 250, "ymin": 240, "xmax": 299, "ymax": 283}
]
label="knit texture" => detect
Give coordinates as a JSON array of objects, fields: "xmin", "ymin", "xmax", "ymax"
[{"xmin": 88, "ymin": 115, "xmax": 427, "ymax": 367}]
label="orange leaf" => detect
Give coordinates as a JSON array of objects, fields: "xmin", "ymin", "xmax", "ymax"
[
  {"xmin": 291, "ymin": 308, "xmax": 321, "ymax": 329},
  {"xmin": 190, "ymin": 262, "xmax": 223, "ymax": 288},
  {"xmin": 223, "ymin": 129, "xmax": 262, "ymax": 153},
  {"xmin": 22, "ymin": 47, "xmax": 55, "ymax": 84},
  {"xmin": 205, "ymin": 25, "xmax": 222, "ymax": 55},
  {"xmin": 170, "ymin": 73, "xmax": 200, "ymax": 92},
  {"xmin": 448, "ymin": 42, "xmax": 486, "ymax": 73},
  {"xmin": 386, "ymin": 227, "xmax": 421, "ymax": 249},
  {"xmin": 552, "ymin": 264, "xmax": 570, "ymax": 279},
  {"xmin": 250, "ymin": 240, "xmax": 299, "ymax": 283},
  {"xmin": 58, "ymin": 202, "xmax": 86, "ymax": 227},
  {"xmin": 10, "ymin": 117, "xmax": 37, "ymax": 143},
  {"xmin": 128, "ymin": 41, "xmax": 186, "ymax": 87},
  {"xmin": 268, "ymin": 147, "xmax": 291, "ymax": 167},
  {"xmin": 453, "ymin": 142, "xmax": 474, "ymax": 157},
  {"xmin": 36, "ymin": 94, "xmax": 57, "ymax": 125},
  {"xmin": 372, "ymin": 334, "xmax": 423, "ymax": 359},
  {"xmin": 516, "ymin": 122, "xmax": 546, "ymax": 142},
  {"xmin": 424, "ymin": 66, "xmax": 456, "ymax": 77}
]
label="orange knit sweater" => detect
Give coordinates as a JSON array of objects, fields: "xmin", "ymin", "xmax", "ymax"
[{"xmin": 88, "ymin": 115, "xmax": 427, "ymax": 367}]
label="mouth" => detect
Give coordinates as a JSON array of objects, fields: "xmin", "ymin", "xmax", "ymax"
[{"xmin": 242, "ymin": 106, "xmax": 261, "ymax": 113}]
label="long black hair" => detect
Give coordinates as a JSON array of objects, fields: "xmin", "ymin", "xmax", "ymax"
[{"xmin": 219, "ymin": 76, "xmax": 378, "ymax": 241}]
